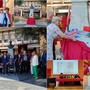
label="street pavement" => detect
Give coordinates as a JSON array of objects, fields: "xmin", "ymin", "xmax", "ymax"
[
  {"xmin": 14, "ymin": 20, "xmax": 47, "ymax": 27},
  {"xmin": 0, "ymin": 73, "xmax": 46, "ymax": 90}
]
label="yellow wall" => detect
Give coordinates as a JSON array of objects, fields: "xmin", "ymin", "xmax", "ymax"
[{"xmin": 6, "ymin": 0, "xmax": 14, "ymax": 14}]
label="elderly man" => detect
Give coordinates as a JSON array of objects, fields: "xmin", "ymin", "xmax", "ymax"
[
  {"xmin": 47, "ymin": 9, "xmax": 54, "ymax": 25},
  {"xmin": 47, "ymin": 16, "xmax": 77, "ymax": 60},
  {"xmin": 21, "ymin": 51, "xmax": 29, "ymax": 73}
]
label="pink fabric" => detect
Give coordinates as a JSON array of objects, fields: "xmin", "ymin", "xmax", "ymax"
[
  {"xmin": 60, "ymin": 39, "xmax": 90, "ymax": 60},
  {"xmin": 0, "ymin": 0, "xmax": 3, "ymax": 8},
  {"xmin": 27, "ymin": 17, "xmax": 36, "ymax": 25},
  {"xmin": 56, "ymin": 78, "xmax": 83, "ymax": 82}
]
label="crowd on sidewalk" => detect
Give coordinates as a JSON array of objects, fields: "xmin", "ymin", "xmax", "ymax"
[{"xmin": 0, "ymin": 49, "xmax": 46, "ymax": 79}]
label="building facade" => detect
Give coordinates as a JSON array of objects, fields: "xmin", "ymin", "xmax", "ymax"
[
  {"xmin": 0, "ymin": 28, "xmax": 39, "ymax": 53},
  {"xmin": 47, "ymin": 0, "xmax": 71, "ymax": 15},
  {"xmin": 14, "ymin": 0, "xmax": 46, "ymax": 18},
  {"xmin": 1, "ymin": 0, "xmax": 14, "ymax": 14}
]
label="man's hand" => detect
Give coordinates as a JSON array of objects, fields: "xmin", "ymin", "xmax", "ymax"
[
  {"xmin": 72, "ymin": 38, "xmax": 77, "ymax": 41},
  {"xmin": 55, "ymin": 35, "xmax": 62, "ymax": 40}
]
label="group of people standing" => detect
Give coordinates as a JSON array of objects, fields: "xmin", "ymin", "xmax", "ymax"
[
  {"xmin": 0, "ymin": 7, "xmax": 13, "ymax": 27},
  {"xmin": 0, "ymin": 49, "xmax": 46, "ymax": 79}
]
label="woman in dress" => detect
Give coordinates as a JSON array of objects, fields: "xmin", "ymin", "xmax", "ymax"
[{"xmin": 47, "ymin": 16, "xmax": 76, "ymax": 60}]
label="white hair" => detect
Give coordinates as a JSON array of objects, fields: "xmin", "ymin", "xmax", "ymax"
[
  {"xmin": 47, "ymin": 9, "xmax": 54, "ymax": 18},
  {"xmin": 52, "ymin": 16, "xmax": 61, "ymax": 23}
]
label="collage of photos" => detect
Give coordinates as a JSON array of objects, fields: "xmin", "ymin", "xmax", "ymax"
[
  {"xmin": 0, "ymin": 0, "xmax": 47, "ymax": 90},
  {"xmin": 0, "ymin": 0, "xmax": 90, "ymax": 90}
]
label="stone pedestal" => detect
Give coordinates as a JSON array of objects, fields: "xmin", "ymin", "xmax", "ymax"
[
  {"xmin": 27, "ymin": 17, "xmax": 36, "ymax": 25},
  {"xmin": 69, "ymin": 0, "xmax": 89, "ymax": 31},
  {"xmin": 8, "ymin": 49, "xmax": 14, "ymax": 57},
  {"xmin": 8, "ymin": 41, "xmax": 14, "ymax": 58}
]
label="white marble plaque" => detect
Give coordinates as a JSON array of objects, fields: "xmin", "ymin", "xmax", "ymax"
[
  {"xmin": 8, "ymin": 49, "xmax": 14, "ymax": 58},
  {"xmin": 69, "ymin": 0, "xmax": 89, "ymax": 31}
]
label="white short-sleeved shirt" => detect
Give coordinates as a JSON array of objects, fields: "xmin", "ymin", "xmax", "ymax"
[{"xmin": 31, "ymin": 55, "xmax": 39, "ymax": 66}]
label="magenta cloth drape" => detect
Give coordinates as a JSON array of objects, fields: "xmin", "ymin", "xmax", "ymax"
[
  {"xmin": 60, "ymin": 39, "xmax": 90, "ymax": 60},
  {"xmin": 0, "ymin": 0, "xmax": 3, "ymax": 8}
]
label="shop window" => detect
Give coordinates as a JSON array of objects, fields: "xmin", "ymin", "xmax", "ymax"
[
  {"xmin": 4, "ymin": 35, "xmax": 8, "ymax": 43},
  {"xmin": 10, "ymin": 34, "xmax": 15, "ymax": 41}
]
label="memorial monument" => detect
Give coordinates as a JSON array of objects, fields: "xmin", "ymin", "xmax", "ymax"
[
  {"xmin": 27, "ymin": 4, "xmax": 36, "ymax": 25},
  {"xmin": 29, "ymin": 4, "xmax": 34, "ymax": 17},
  {"xmin": 69, "ymin": 0, "xmax": 89, "ymax": 31},
  {"xmin": 8, "ymin": 41, "xmax": 14, "ymax": 57}
]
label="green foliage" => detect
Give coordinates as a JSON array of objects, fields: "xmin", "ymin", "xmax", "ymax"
[
  {"xmin": 37, "ymin": 0, "xmax": 46, "ymax": 5},
  {"xmin": 14, "ymin": 18, "xmax": 19, "ymax": 23},
  {"xmin": 35, "ymin": 16, "xmax": 40, "ymax": 19},
  {"xmin": 15, "ymin": 27, "xmax": 46, "ymax": 40},
  {"xmin": 14, "ymin": 0, "xmax": 23, "ymax": 6}
]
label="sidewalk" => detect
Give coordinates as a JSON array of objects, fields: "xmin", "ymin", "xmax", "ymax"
[{"xmin": 0, "ymin": 73, "xmax": 46, "ymax": 90}]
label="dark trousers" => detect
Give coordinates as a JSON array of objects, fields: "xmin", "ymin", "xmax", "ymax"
[
  {"xmin": 3, "ymin": 64, "xmax": 8, "ymax": 74},
  {"xmin": 0, "ymin": 63, "xmax": 3, "ymax": 73},
  {"xmin": 42, "ymin": 65, "xmax": 46, "ymax": 78},
  {"xmin": 0, "ymin": 68, "xmax": 2, "ymax": 73},
  {"xmin": 15, "ymin": 61, "xmax": 20, "ymax": 73},
  {"xmin": 53, "ymin": 41, "xmax": 55, "ymax": 60},
  {"xmin": 21, "ymin": 61, "xmax": 29, "ymax": 73},
  {"xmin": 0, "ymin": 24, "xmax": 4, "ymax": 27}
]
